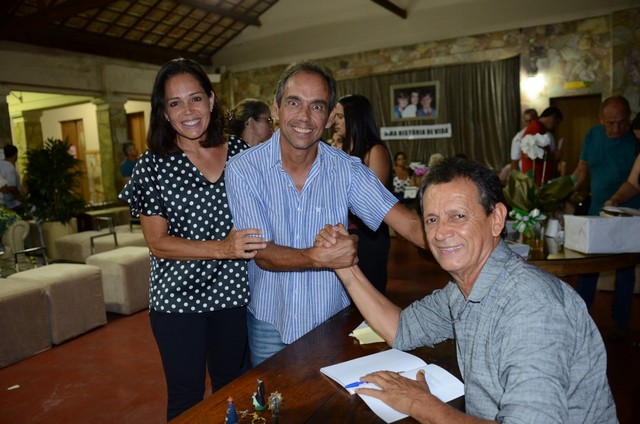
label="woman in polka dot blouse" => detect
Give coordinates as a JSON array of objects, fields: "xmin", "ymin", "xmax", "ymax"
[{"xmin": 119, "ymin": 58, "xmax": 266, "ymax": 421}]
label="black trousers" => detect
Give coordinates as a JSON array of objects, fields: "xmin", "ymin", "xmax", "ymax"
[{"xmin": 150, "ymin": 307, "xmax": 250, "ymax": 421}]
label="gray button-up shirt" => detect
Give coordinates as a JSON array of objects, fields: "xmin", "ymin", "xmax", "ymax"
[{"xmin": 394, "ymin": 241, "xmax": 617, "ymax": 423}]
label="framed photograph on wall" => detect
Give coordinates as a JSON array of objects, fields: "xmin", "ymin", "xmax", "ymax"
[{"xmin": 390, "ymin": 81, "xmax": 440, "ymax": 121}]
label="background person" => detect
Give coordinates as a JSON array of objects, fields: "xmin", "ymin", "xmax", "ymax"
[
  {"xmin": 323, "ymin": 157, "xmax": 616, "ymax": 423},
  {"xmin": 510, "ymin": 108, "xmax": 538, "ymax": 171},
  {"xmin": 334, "ymin": 93, "xmax": 392, "ymax": 293},
  {"xmin": 0, "ymin": 144, "xmax": 24, "ymax": 215},
  {"xmin": 574, "ymin": 97, "xmax": 640, "ymax": 340},
  {"xmin": 119, "ymin": 58, "xmax": 266, "ymax": 421},
  {"xmin": 227, "ymin": 98, "xmax": 274, "ymax": 147},
  {"xmin": 392, "ymin": 151, "xmax": 414, "ymax": 203},
  {"xmin": 119, "ymin": 141, "xmax": 139, "ymax": 185}
]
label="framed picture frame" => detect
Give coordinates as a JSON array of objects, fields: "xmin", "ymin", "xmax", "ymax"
[{"xmin": 390, "ymin": 81, "xmax": 440, "ymax": 121}]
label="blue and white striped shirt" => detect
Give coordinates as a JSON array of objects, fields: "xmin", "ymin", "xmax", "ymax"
[{"xmin": 226, "ymin": 131, "xmax": 398, "ymax": 343}]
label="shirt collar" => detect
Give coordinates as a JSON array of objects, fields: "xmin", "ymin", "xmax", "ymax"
[
  {"xmin": 266, "ymin": 129, "xmax": 328, "ymax": 169},
  {"xmin": 466, "ymin": 240, "xmax": 513, "ymax": 303}
]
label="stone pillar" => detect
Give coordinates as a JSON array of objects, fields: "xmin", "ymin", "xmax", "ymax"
[
  {"xmin": 93, "ymin": 97, "xmax": 128, "ymax": 203},
  {"xmin": 11, "ymin": 110, "xmax": 44, "ymax": 177},
  {"xmin": 0, "ymin": 85, "xmax": 12, "ymax": 146}
]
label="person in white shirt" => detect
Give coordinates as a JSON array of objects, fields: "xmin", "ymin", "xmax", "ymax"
[{"xmin": 509, "ymin": 108, "xmax": 538, "ymax": 171}]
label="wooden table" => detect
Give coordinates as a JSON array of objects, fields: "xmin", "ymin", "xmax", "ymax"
[
  {"xmin": 170, "ymin": 306, "xmax": 462, "ymax": 423},
  {"xmin": 527, "ymin": 244, "xmax": 640, "ymax": 278}
]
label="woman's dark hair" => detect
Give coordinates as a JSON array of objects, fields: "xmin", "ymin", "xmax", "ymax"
[
  {"xmin": 148, "ymin": 58, "xmax": 224, "ymax": 155},
  {"xmin": 338, "ymin": 94, "xmax": 385, "ymax": 160},
  {"xmin": 419, "ymin": 157, "xmax": 505, "ymax": 218},
  {"xmin": 394, "ymin": 151, "xmax": 407, "ymax": 162},
  {"xmin": 227, "ymin": 98, "xmax": 270, "ymax": 137}
]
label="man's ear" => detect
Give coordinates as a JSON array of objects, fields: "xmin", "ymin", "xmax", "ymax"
[{"xmin": 492, "ymin": 203, "xmax": 508, "ymax": 238}]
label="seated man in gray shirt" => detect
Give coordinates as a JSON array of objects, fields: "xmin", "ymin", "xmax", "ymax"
[{"xmin": 320, "ymin": 157, "xmax": 616, "ymax": 423}]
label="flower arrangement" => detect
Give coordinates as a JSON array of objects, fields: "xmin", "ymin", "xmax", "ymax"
[
  {"xmin": 520, "ymin": 133, "xmax": 550, "ymax": 160},
  {"xmin": 504, "ymin": 170, "xmax": 575, "ymax": 216},
  {"xmin": 409, "ymin": 161, "xmax": 427, "ymax": 177},
  {"xmin": 509, "ymin": 207, "xmax": 546, "ymax": 236},
  {"xmin": 520, "ymin": 132, "xmax": 552, "ymax": 184}
]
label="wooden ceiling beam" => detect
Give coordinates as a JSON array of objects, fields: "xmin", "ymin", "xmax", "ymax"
[
  {"xmin": 370, "ymin": 0, "xmax": 407, "ymax": 19},
  {"xmin": 7, "ymin": 24, "xmax": 211, "ymax": 65},
  {"xmin": 175, "ymin": 0, "xmax": 261, "ymax": 26},
  {"xmin": 0, "ymin": 0, "xmax": 117, "ymax": 39}
]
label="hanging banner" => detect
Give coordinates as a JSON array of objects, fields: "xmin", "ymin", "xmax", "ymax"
[{"xmin": 380, "ymin": 124, "xmax": 452, "ymax": 140}]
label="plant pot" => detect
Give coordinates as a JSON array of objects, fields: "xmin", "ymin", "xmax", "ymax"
[{"xmin": 41, "ymin": 220, "xmax": 77, "ymax": 261}]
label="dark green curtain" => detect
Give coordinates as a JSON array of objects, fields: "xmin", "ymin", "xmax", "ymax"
[{"xmin": 335, "ymin": 56, "xmax": 520, "ymax": 171}]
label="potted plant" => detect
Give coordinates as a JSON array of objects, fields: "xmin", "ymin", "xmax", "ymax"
[{"xmin": 24, "ymin": 137, "xmax": 86, "ymax": 260}]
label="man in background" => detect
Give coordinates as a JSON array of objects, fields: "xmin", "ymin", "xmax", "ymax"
[
  {"xmin": 509, "ymin": 108, "xmax": 538, "ymax": 171},
  {"xmin": 0, "ymin": 144, "xmax": 24, "ymax": 215},
  {"xmin": 120, "ymin": 141, "xmax": 139, "ymax": 184},
  {"xmin": 574, "ymin": 95, "xmax": 640, "ymax": 340}
]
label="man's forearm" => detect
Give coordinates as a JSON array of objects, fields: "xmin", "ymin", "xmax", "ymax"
[{"xmin": 254, "ymin": 237, "xmax": 358, "ymax": 271}]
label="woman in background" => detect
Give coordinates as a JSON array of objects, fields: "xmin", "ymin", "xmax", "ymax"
[
  {"xmin": 119, "ymin": 58, "xmax": 266, "ymax": 421},
  {"xmin": 227, "ymin": 98, "xmax": 273, "ymax": 147},
  {"xmin": 334, "ymin": 94, "xmax": 392, "ymax": 293},
  {"xmin": 392, "ymin": 151, "xmax": 414, "ymax": 202}
]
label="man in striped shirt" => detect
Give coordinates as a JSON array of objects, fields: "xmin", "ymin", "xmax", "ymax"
[{"xmin": 226, "ymin": 61, "xmax": 425, "ymax": 366}]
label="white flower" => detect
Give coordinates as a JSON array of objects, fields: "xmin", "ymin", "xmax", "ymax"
[{"xmin": 521, "ymin": 133, "xmax": 551, "ymax": 160}]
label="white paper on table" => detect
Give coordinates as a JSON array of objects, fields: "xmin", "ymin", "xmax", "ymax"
[
  {"xmin": 320, "ymin": 349, "xmax": 464, "ymax": 423},
  {"xmin": 358, "ymin": 364, "xmax": 464, "ymax": 423}
]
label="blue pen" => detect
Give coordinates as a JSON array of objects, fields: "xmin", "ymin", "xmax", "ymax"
[{"xmin": 344, "ymin": 381, "xmax": 367, "ymax": 389}]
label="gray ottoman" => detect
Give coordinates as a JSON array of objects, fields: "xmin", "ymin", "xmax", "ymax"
[
  {"xmin": 86, "ymin": 247, "xmax": 150, "ymax": 315},
  {"xmin": 0, "ymin": 279, "xmax": 51, "ymax": 367},
  {"xmin": 7, "ymin": 264, "xmax": 107, "ymax": 344},
  {"xmin": 54, "ymin": 231, "xmax": 147, "ymax": 263}
]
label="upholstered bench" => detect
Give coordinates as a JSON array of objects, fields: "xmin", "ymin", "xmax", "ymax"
[
  {"xmin": 54, "ymin": 230, "xmax": 147, "ymax": 263},
  {"xmin": 86, "ymin": 247, "xmax": 150, "ymax": 315},
  {"xmin": 0, "ymin": 279, "xmax": 51, "ymax": 368},
  {"xmin": 7, "ymin": 264, "xmax": 107, "ymax": 345}
]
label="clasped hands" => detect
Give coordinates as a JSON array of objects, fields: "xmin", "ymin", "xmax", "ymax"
[{"xmin": 312, "ymin": 223, "xmax": 359, "ymax": 269}]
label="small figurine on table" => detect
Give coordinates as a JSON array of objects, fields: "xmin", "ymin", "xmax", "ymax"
[
  {"xmin": 225, "ymin": 396, "xmax": 239, "ymax": 424},
  {"xmin": 252, "ymin": 378, "xmax": 266, "ymax": 411},
  {"xmin": 268, "ymin": 391, "xmax": 283, "ymax": 421}
]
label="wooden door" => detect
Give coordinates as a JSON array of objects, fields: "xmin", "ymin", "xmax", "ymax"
[
  {"xmin": 127, "ymin": 112, "xmax": 146, "ymax": 155},
  {"xmin": 60, "ymin": 119, "xmax": 89, "ymax": 203},
  {"xmin": 550, "ymin": 95, "xmax": 601, "ymax": 176}
]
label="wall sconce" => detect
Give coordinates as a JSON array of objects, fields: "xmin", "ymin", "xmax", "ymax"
[{"xmin": 522, "ymin": 74, "xmax": 545, "ymax": 98}]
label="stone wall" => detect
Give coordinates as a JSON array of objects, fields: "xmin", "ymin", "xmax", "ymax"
[{"xmin": 224, "ymin": 8, "xmax": 639, "ymax": 115}]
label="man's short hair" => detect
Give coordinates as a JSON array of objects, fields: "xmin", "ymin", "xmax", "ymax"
[
  {"xmin": 523, "ymin": 108, "xmax": 538, "ymax": 119},
  {"xmin": 600, "ymin": 95, "xmax": 630, "ymax": 116},
  {"xmin": 3, "ymin": 144, "xmax": 17, "ymax": 159},
  {"xmin": 419, "ymin": 157, "xmax": 505, "ymax": 218},
  {"xmin": 122, "ymin": 142, "xmax": 135, "ymax": 156},
  {"xmin": 274, "ymin": 60, "xmax": 337, "ymax": 110},
  {"xmin": 540, "ymin": 107, "xmax": 563, "ymax": 120}
]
